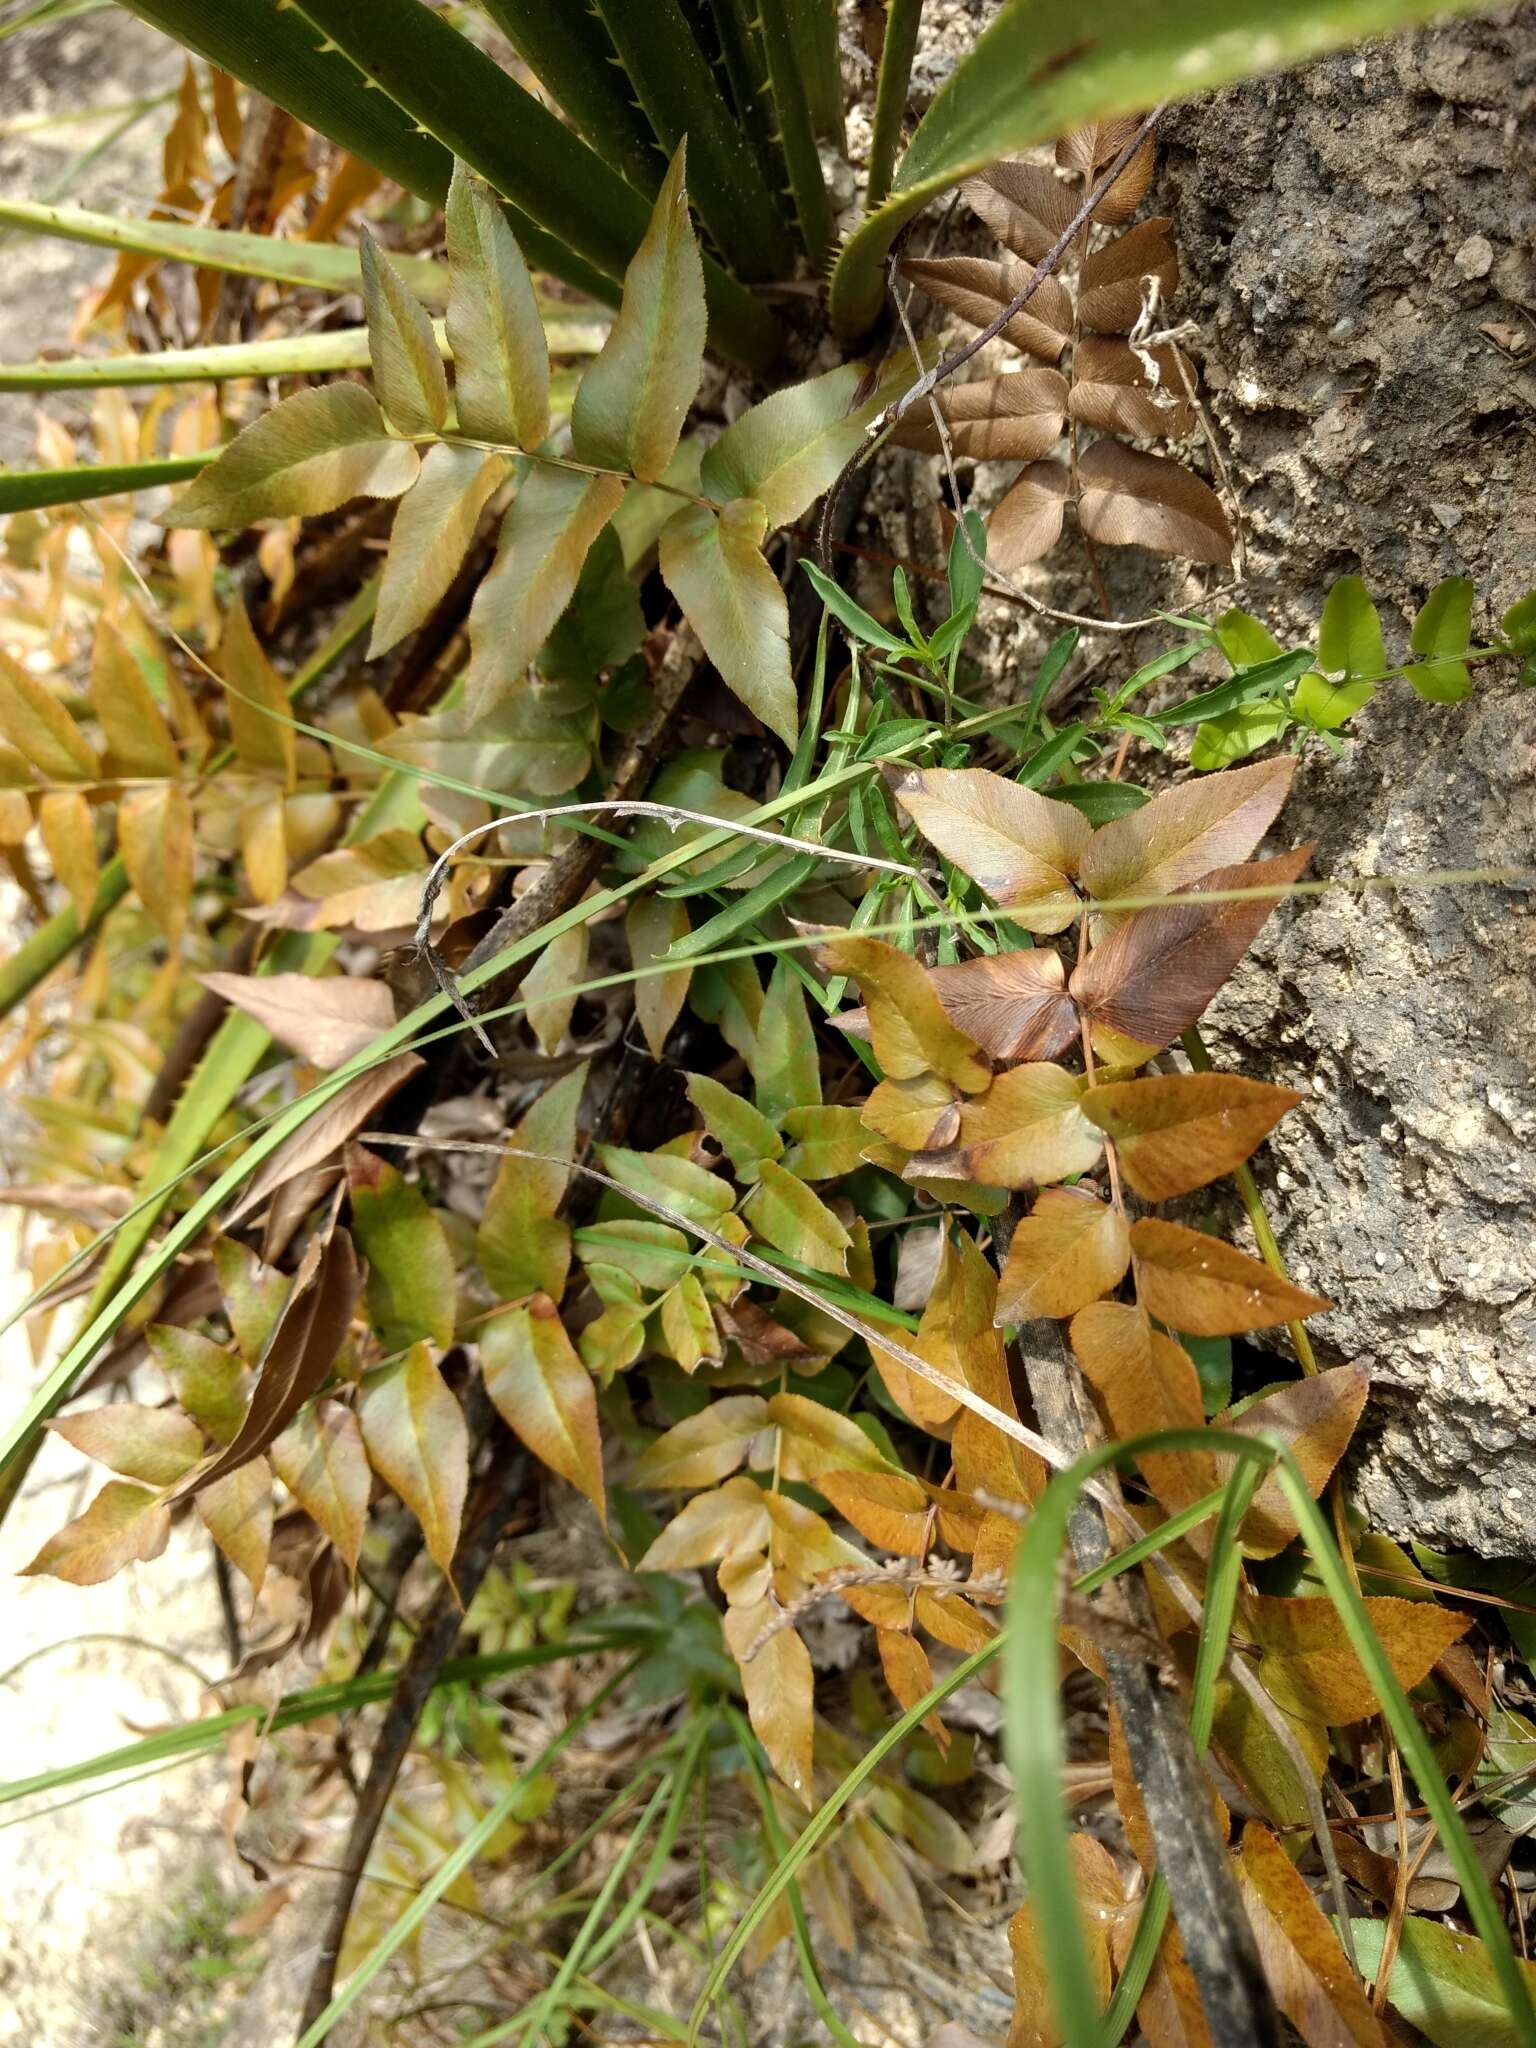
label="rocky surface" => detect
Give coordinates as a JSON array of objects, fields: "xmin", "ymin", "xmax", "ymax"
[{"xmin": 865, "ymin": 4, "xmax": 1536, "ymax": 1553}]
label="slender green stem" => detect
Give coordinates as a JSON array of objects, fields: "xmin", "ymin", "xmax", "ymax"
[{"xmin": 866, "ymin": 0, "xmax": 923, "ymax": 209}]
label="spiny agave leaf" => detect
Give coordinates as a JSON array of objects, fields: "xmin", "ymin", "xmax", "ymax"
[
  {"xmin": 360, "ymin": 1341, "xmax": 470, "ymax": 1577},
  {"xmin": 1070, "ymin": 1300, "xmax": 1215, "ymax": 1512},
  {"xmin": 891, "ymin": 368, "xmax": 1069, "ymax": 462},
  {"xmin": 1068, "ymin": 336, "xmax": 1196, "ymax": 439},
  {"xmin": 1251, "ymin": 1593, "xmax": 1469, "ymax": 1725},
  {"xmin": 199, "ymin": 971, "xmax": 396, "ymax": 1070},
  {"xmin": 370, "ymin": 443, "xmax": 508, "ymax": 658},
  {"xmin": 1080, "ymin": 1071, "xmax": 1303, "ymax": 1200},
  {"xmin": 987, "ymin": 459, "xmax": 1071, "ymax": 570},
  {"xmin": 571, "ymin": 142, "xmax": 705, "ymax": 485},
  {"xmin": 1077, "ymin": 216, "xmax": 1179, "ymax": 332},
  {"xmin": 1078, "ymin": 755, "xmax": 1296, "ymax": 908},
  {"xmin": 1217, "ymin": 1363, "xmax": 1369, "ymax": 1559},
  {"xmin": 995, "ymin": 1185, "xmax": 1130, "ymax": 1322},
  {"xmin": 477, "ymin": 1062, "xmax": 587, "ymax": 1305},
  {"xmin": 49, "ymin": 1402, "xmax": 203, "ymax": 1487},
  {"xmin": 1076, "ymin": 441, "xmax": 1232, "ymax": 564},
  {"xmin": 888, "ymin": 765, "xmax": 1090, "ymax": 932},
  {"xmin": 1057, "ymin": 119, "xmax": 1157, "ymax": 223},
  {"xmin": 962, "ymin": 159, "xmax": 1078, "ymax": 262},
  {"xmin": 445, "ymin": 160, "xmax": 550, "ymax": 451},
  {"xmin": 20, "ymin": 1480, "xmax": 171, "ymax": 1586},
  {"xmin": 481, "ymin": 1296, "xmax": 606, "ymax": 1526},
  {"xmin": 464, "ymin": 467, "xmax": 626, "ymax": 719},
  {"xmin": 1409, "ymin": 574, "xmax": 1476, "ymax": 703},
  {"xmin": 177, "ymin": 1229, "xmax": 365, "ymax": 1496},
  {"xmin": 1069, "ymin": 845, "xmax": 1314, "ymax": 1058},
  {"xmin": 271, "ymin": 1399, "xmax": 371, "ymax": 1571},
  {"xmin": 632, "ymin": 1395, "xmax": 769, "ymax": 1490},
  {"xmin": 1129, "ymin": 1217, "xmax": 1329, "ymax": 1336},
  {"xmin": 914, "ymin": 1062, "xmax": 1101, "ymax": 1190},
  {"xmin": 822, "ymin": 934, "xmax": 991, "ymax": 1092},
  {"xmin": 89, "ymin": 621, "xmax": 177, "ymax": 780},
  {"xmin": 360, "ymin": 227, "xmax": 449, "ymax": 436},
  {"xmin": 900, "ymin": 256, "xmax": 1071, "ymax": 363},
  {"xmin": 170, "ymin": 384, "xmax": 421, "ymax": 529},
  {"xmin": 1236, "ymin": 1823, "xmax": 1387, "ymax": 2048},
  {"xmin": 658, "ymin": 499, "xmax": 796, "ymax": 746}
]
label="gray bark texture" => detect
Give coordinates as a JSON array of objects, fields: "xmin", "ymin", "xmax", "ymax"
[{"xmin": 871, "ymin": 4, "xmax": 1536, "ymax": 1555}]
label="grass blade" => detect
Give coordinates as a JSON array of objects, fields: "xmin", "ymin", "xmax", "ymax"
[{"xmin": 0, "ymin": 455, "xmax": 210, "ymax": 513}]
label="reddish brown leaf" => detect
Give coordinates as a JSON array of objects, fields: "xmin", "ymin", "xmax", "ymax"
[
  {"xmin": 1081, "ymin": 1071, "xmax": 1303, "ymax": 1200},
  {"xmin": 271, "ymin": 1398, "xmax": 371, "ymax": 1570},
  {"xmin": 1078, "ymin": 217, "xmax": 1180, "ymax": 331},
  {"xmin": 1069, "ymin": 846, "xmax": 1315, "ymax": 1059},
  {"xmin": 900, "ymin": 256, "xmax": 1071, "ymax": 362},
  {"xmin": 870, "ymin": 1230, "xmax": 1003, "ymax": 1434},
  {"xmin": 988, "ymin": 459, "xmax": 1071, "ymax": 569},
  {"xmin": 1111, "ymin": 1914, "xmax": 1216, "ymax": 2048},
  {"xmin": 1251, "ymin": 1593, "xmax": 1471, "ymax": 1724},
  {"xmin": 964, "ymin": 160, "xmax": 1079, "ymax": 261},
  {"xmin": 175, "ymin": 1228, "xmax": 365, "ymax": 1496},
  {"xmin": 1057, "ymin": 121, "xmax": 1157, "ymax": 223},
  {"xmin": 359, "ymin": 1341, "xmax": 469, "ymax": 1578},
  {"xmin": 925, "ymin": 948, "xmax": 1081, "ymax": 1063},
  {"xmin": 877, "ymin": 1627, "xmax": 943, "ymax": 1736},
  {"xmin": 913, "ymin": 1062, "xmax": 1101, "ymax": 1190},
  {"xmin": 1008, "ymin": 1832, "xmax": 1125, "ymax": 2046},
  {"xmin": 231, "ymin": 1053, "xmax": 424, "ymax": 1222},
  {"xmin": 1217, "ymin": 1365, "xmax": 1369, "ymax": 1559},
  {"xmin": 1077, "ymin": 442, "xmax": 1231, "ymax": 563},
  {"xmin": 1079, "ymin": 756, "xmax": 1296, "ymax": 908},
  {"xmin": 1081, "ymin": 442, "xmax": 1236, "ymax": 565},
  {"xmin": 996, "ymin": 1185, "xmax": 1130, "ymax": 1321},
  {"xmin": 1130, "ymin": 1218, "xmax": 1330, "ymax": 1336},
  {"xmin": 1236, "ymin": 1822, "xmax": 1388, "ymax": 2047},
  {"xmin": 892, "ymin": 369, "xmax": 1068, "ymax": 462},
  {"xmin": 1069, "ymin": 336, "xmax": 1196, "ymax": 438},
  {"xmin": 200, "ymin": 971, "xmax": 396, "ymax": 1069},
  {"xmin": 481, "ymin": 1294, "xmax": 606, "ymax": 1526},
  {"xmin": 197, "ymin": 1456, "xmax": 273, "ymax": 1595},
  {"xmin": 889, "ymin": 767, "xmax": 1089, "ymax": 932},
  {"xmin": 1071, "ymin": 1300, "xmax": 1216, "ymax": 1510},
  {"xmin": 915, "ymin": 1586, "xmax": 997, "ymax": 1655}
]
